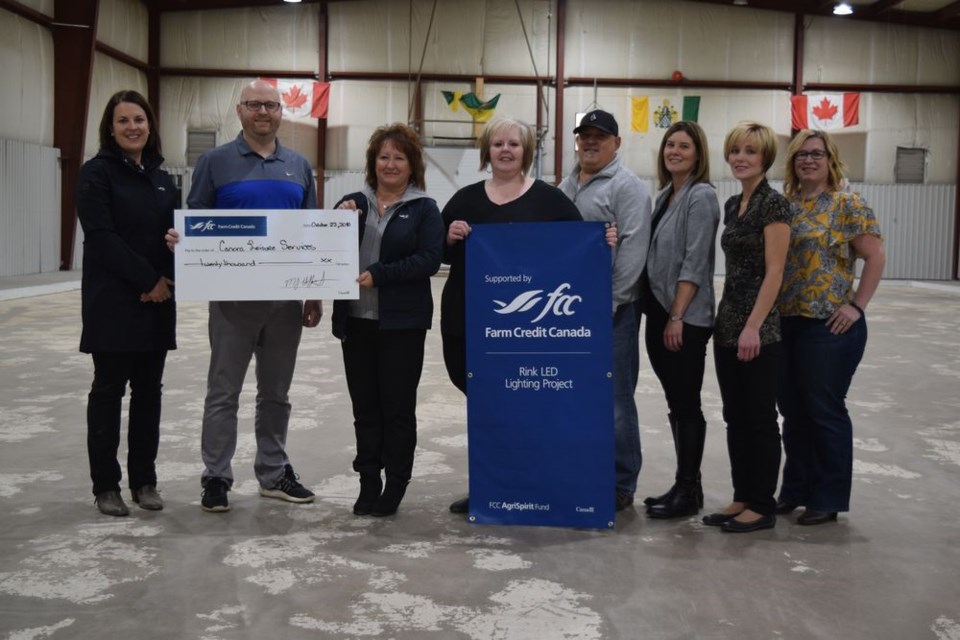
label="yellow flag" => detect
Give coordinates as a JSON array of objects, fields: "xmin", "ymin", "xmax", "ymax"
[{"xmin": 631, "ymin": 97, "xmax": 649, "ymax": 133}]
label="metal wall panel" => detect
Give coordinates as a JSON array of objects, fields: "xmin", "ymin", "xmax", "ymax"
[
  {"xmin": 0, "ymin": 139, "xmax": 60, "ymax": 277},
  {"xmin": 709, "ymin": 179, "xmax": 955, "ymax": 280},
  {"xmin": 855, "ymin": 183, "xmax": 956, "ymax": 280}
]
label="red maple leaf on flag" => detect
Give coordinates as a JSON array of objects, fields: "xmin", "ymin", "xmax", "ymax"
[
  {"xmin": 282, "ymin": 85, "xmax": 308, "ymax": 109},
  {"xmin": 812, "ymin": 97, "xmax": 838, "ymax": 121}
]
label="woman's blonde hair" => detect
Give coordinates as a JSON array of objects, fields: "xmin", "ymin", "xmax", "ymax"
[
  {"xmin": 783, "ymin": 129, "xmax": 846, "ymax": 198},
  {"xmin": 478, "ymin": 117, "xmax": 535, "ymax": 174},
  {"xmin": 723, "ymin": 121, "xmax": 778, "ymax": 173}
]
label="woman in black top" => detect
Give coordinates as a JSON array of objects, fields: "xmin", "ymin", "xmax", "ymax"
[
  {"xmin": 76, "ymin": 90, "xmax": 177, "ymax": 516},
  {"xmin": 702, "ymin": 121, "xmax": 790, "ymax": 533},
  {"xmin": 441, "ymin": 117, "xmax": 582, "ymax": 514}
]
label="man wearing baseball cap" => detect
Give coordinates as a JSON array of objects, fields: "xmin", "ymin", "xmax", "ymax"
[{"xmin": 559, "ymin": 109, "xmax": 652, "ymax": 512}]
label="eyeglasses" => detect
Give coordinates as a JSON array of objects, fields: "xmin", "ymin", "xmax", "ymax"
[
  {"xmin": 241, "ymin": 101, "xmax": 281, "ymax": 113},
  {"xmin": 794, "ymin": 150, "xmax": 827, "ymax": 161}
]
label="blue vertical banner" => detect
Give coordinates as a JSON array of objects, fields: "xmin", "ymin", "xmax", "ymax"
[{"xmin": 465, "ymin": 222, "xmax": 614, "ymax": 529}]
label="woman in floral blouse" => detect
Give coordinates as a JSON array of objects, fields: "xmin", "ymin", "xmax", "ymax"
[
  {"xmin": 775, "ymin": 130, "xmax": 885, "ymax": 526},
  {"xmin": 702, "ymin": 122, "xmax": 790, "ymax": 533}
]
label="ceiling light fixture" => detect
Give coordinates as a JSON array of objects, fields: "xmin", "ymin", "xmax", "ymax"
[
  {"xmin": 733, "ymin": 0, "xmax": 748, "ymax": 5},
  {"xmin": 283, "ymin": 0, "xmax": 302, "ymax": 4},
  {"xmin": 833, "ymin": 3, "xmax": 854, "ymax": 15}
]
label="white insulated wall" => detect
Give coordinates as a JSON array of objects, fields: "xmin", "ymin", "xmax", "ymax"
[{"xmin": 0, "ymin": 139, "xmax": 60, "ymax": 277}]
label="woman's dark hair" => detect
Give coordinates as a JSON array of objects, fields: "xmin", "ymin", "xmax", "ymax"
[
  {"xmin": 98, "ymin": 90, "xmax": 162, "ymax": 157},
  {"xmin": 364, "ymin": 123, "xmax": 426, "ymax": 191},
  {"xmin": 656, "ymin": 120, "xmax": 711, "ymax": 189}
]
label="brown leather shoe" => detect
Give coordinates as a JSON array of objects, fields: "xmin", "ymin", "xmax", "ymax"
[
  {"xmin": 95, "ymin": 491, "xmax": 130, "ymax": 517},
  {"xmin": 132, "ymin": 485, "xmax": 164, "ymax": 511}
]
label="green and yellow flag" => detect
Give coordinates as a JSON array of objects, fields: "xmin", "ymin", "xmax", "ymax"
[
  {"xmin": 442, "ymin": 91, "xmax": 501, "ymax": 122},
  {"xmin": 442, "ymin": 90, "xmax": 464, "ymax": 112}
]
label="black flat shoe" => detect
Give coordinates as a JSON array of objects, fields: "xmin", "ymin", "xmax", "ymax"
[
  {"xmin": 721, "ymin": 514, "xmax": 776, "ymax": 533},
  {"xmin": 449, "ymin": 495, "xmax": 469, "ymax": 514},
  {"xmin": 797, "ymin": 510, "xmax": 838, "ymax": 526},
  {"xmin": 702, "ymin": 511, "xmax": 743, "ymax": 526},
  {"xmin": 774, "ymin": 501, "xmax": 799, "ymax": 515}
]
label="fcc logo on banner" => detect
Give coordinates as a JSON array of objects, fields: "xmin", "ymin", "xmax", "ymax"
[{"xmin": 184, "ymin": 216, "xmax": 268, "ymax": 237}]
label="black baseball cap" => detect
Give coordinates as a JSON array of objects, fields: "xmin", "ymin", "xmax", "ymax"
[{"xmin": 573, "ymin": 110, "xmax": 619, "ymax": 136}]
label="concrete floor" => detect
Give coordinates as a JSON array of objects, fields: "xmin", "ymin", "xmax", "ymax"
[{"xmin": 1, "ymin": 274, "xmax": 959, "ymax": 640}]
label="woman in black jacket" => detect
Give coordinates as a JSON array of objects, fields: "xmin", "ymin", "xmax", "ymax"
[
  {"xmin": 77, "ymin": 90, "xmax": 177, "ymax": 516},
  {"xmin": 333, "ymin": 123, "xmax": 444, "ymax": 517}
]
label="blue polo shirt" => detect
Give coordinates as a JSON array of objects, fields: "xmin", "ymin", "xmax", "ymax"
[{"xmin": 187, "ymin": 133, "xmax": 317, "ymax": 210}]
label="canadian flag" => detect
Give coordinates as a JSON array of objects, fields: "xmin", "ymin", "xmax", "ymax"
[
  {"xmin": 791, "ymin": 93, "xmax": 859, "ymax": 130},
  {"xmin": 261, "ymin": 78, "xmax": 330, "ymax": 119}
]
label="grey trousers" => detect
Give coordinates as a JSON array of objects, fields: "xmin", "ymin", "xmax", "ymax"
[{"xmin": 200, "ymin": 300, "xmax": 303, "ymax": 487}]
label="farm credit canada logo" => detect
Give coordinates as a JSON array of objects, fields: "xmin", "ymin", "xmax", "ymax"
[
  {"xmin": 184, "ymin": 216, "xmax": 268, "ymax": 237},
  {"xmin": 493, "ymin": 284, "xmax": 581, "ymax": 323},
  {"xmin": 485, "ymin": 283, "xmax": 591, "ymax": 339}
]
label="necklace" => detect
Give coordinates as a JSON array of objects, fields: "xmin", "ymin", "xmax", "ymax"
[{"xmin": 376, "ymin": 190, "xmax": 404, "ymax": 213}]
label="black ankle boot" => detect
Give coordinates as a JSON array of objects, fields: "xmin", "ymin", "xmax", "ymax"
[
  {"xmin": 646, "ymin": 482, "xmax": 700, "ymax": 518},
  {"xmin": 643, "ymin": 483, "xmax": 678, "ymax": 507},
  {"xmin": 353, "ymin": 475, "xmax": 383, "ymax": 515},
  {"xmin": 372, "ymin": 481, "xmax": 408, "ymax": 517}
]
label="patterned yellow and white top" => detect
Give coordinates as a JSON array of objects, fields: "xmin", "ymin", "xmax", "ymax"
[{"xmin": 779, "ymin": 190, "xmax": 882, "ymax": 320}]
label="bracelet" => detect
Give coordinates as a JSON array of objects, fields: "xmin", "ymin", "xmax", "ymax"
[
  {"xmin": 669, "ymin": 314, "xmax": 683, "ymax": 322},
  {"xmin": 848, "ymin": 301, "xmax": 865, "ymax": 317}
]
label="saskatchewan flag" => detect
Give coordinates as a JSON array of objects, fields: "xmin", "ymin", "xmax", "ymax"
[
  {"xmin": 443, "ymin": 91, "xmax": 501, "ymax": 122},
  {"xmin": 631, "ymin": 95, "xmax": 700, "ymax": 133}
]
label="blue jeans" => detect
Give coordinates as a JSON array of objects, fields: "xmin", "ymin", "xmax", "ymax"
[
  {"xmin": 778, "ymin": 315, "xmax": 867, "ymax": 512},
  {"xmin": 613, "ymin": 301, "xmax": 642, "ymax": 494}
]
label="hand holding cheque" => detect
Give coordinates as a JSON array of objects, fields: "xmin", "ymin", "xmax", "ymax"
[{"xmin": 170, "ymin": 210, "xmax": 359, "ymax": 301}]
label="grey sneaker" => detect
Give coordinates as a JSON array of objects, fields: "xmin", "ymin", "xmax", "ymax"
[
  {"xmin": 201, "ymin": 477, "xmax": 230, "ymax": 512},
  {"xmin": 259, "ymin": 464, "xmax": 315, "ymax": 503},
  {"xmin": 132, "ymin": 485, "xmax": 164, "ymax": 511},
  {"xmin": 95, "ymin": 490, "xmax": 130, "ymax": 517}
]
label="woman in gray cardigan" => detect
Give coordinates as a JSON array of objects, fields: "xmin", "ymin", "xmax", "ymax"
[{"xmin": 642, "ymin": 121, "xmax": 721, "ymax": 519}]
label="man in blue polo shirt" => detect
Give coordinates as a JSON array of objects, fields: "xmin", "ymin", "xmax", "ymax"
[{"xmin": 184, "ymin": 79, "xmax": 323, "ymax": 512}]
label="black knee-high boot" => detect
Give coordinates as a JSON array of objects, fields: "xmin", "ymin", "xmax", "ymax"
[
  {"xmin": 644, "ymin": 414, "xmax": 679, "ymax": 507},
  {"xmin": 647, "ymin": 417, "xmax": 705, "ymax": 519}
]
